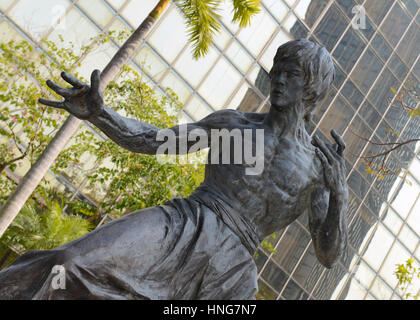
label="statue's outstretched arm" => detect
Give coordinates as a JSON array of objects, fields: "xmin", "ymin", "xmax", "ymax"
[
  {"xmin": 39, "ymin": 70, "xmax": 238, "ymax": 155},
  {"xmin": 308, "ymin": 130, "xmax": 348, "ymax": 269}
]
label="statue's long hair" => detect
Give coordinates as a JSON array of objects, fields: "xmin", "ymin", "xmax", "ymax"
[{"xmin": 269, "ymin": 39, "xmax": 335, "ymax": 122}]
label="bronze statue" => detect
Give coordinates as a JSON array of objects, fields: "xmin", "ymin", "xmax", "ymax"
[{"xmin": 0, "ymin": 39, "xmax": 348, "ymax": 299}]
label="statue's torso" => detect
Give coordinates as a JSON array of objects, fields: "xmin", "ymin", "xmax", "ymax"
[{"xmin": 201, "ymin": 117, "xmax": 325, "ymax": 240}]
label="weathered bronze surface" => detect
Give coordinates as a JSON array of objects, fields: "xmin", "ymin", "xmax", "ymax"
[{"xmin": 0, "ymin": 39, "xmax": 348, "ymax": 300}]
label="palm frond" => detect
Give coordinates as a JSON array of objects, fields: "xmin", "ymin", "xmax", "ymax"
[
  {"xmin": 231, "ymin": 0, "xmax": 261, "ymax": 27},
  {"xmin": 175, "ymin": 0, "xmax": 222, "ymax": 59}
]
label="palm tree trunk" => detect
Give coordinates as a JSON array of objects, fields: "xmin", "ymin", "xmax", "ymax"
[{"xmin": 0, "ymin": 0, "xmax": 170, "ymax": 237}]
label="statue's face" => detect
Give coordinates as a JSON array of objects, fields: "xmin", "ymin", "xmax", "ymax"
[{"xmin": 269, "ymin": 60, "xmax": 305, "ymax": 111}]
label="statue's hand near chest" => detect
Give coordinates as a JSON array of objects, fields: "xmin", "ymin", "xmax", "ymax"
[{"xmin": 311, "ymin": 130, "xmax": 348, "ymax": 200}]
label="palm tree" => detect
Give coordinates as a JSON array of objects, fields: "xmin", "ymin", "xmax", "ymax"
[{"xmin": 0, "ymin": 0, "xmax": 261, "ymax": 236}]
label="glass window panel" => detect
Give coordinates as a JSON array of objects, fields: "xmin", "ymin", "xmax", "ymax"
[
  {"xmin": 0, "ymin": 0, "xmax": 14, "ymax": 11},
  {"xmin": 347, "ymin": 189, "xmax": 362, "ymax": 226},
  {"xmin": 0, "ymin": 21, "xmax": 25, "ymax": 42},
  {"xmin": 350, "ymin": 47, "xmax": 384, "ymax": 94},
  {"xmin": 148, "ymin": 7, "xmax": 188, "ymax": 64},
  {"xmin": 198, "ymin": 57, "xmax": 242, "ymax": 109},
  {"xmin": 254, "ymin": 249, "xmax": 268, "ymax": 272},
  {"xmin": 256, "ymin": 279, "xmax": 278, "ymax": 300},
  {"xmin": 364, "ymin": 0, "xmax": 394, "ymax": 26},
  {"xmin": 341, "ymin": 277, "xmax": 368, "ymax": 299},
  {"xmin": 342, "ymin": 80, "xmax": 364, "ymax": 108},
  {"xmin": 369, "ymin": 276, "xmax": 394, "ymax": 300},
  {"xmin": 292, "ymin": 246, "xmax": 324, "ymax": 293},
  {"xmin": 288, "ymin": 18, "xmax": 309, "ymax": 39},
  {"xmin": 388, "ymin": 53, "xmax": 409, "ymax": 82},
  {"xmin": 237, "ymin": 9, "xmax": 277, "ymax": 57},
  {"xmin": 247, "ymin": 65, "xmax": 270, "ymax": 97},
  {"xmin": 225, "ymin": 41, "xmax": 253, "ymax": 74},
  {"xmin": 161, "ymin": 71, "xmax": 191, "ymax": 103},
  {"xmin": 400, "ymin": 0, "xmax": 419, "ymax": 15},
  {"xmin": 379, "ymin": 241, "xmax": 411, "ymax": 288},
  {"xmin": 368, "ymin": 68, "xmax": 399, "ymax": 114},
  {"xmin": 364, "ymin": 188, "xmax": 386, "ymax": 218},
  {"xmin": 261, "ymin": 260, "xmax": 288, "ymax": 293},
  {"xmin": 381, "ymin": 206, "xmax": 404, "ymax": 236},
  {"xmin": 380, "ymin": 2, "xmax": 411, "ymax": 48},
  {"xmin": 335, "ymin": 0, "xmax": 357, "ymax": 18},
  {"xmin": 78, "ymin": 0, "xmax": 114, "ymax": 28},
  {"xmin": 107, "ymin": 17, "xmax": 132, "ymax": 46},
  {"xmin": 363, "ymin": 223, "xmax": 395, "ymax": 271},
  {"xmin": 294, "ymin": 0, "xmax": 313, "ymax": 21},
  {"xmin": 333, "ymin": 28, "xmax": 366, "ymax": 73},
  {"xmin": 357, "ymin": 15, "xmax": 375, "ymax": 41},
  {"xmin": 217, "ymin": 0, "xmax": 240, "ymax": 34},
  {"xmin": 174, "ymin": 44, "xmax": 218, "ymax": 88},
  {"xmin": 135, "ymin": 45, "xmax": 167, "ymax": 80},
  {"xmin": 106, "ymin": 0, "xmax": 126, "ymax": 11},
  {"xmin": 259, "ymin": 29, "xmax": 292, "ymax": 71},
  {"xmin": 75, "ymin": 41, "xmax": 118, "ymax": 79},
  {"xmin": 312, "ymin": 264, "xmax": 347, "ymax": 300},
  {"xmin": 343, "ymin": 116, "xmax": 372, "ymax": 162},
  {"xmin": 311, "ymin": 86, "xmax": 336, "ymax": 124},
  {"xmin": 272, "ymin": 223, "xmax": 310, "ymax": 275},
  {"xmin": 352, "ymin": 260, "xmax": 376, "ymax": 290},
  {"xmin": 297, "ymin": 0, "xmax": 329, "ymax": 29},
  {"xmin": 384, "ymin": 105, "xmax": 410, "ymax": 136},
  {"xmin": 314, "ymin": 3, "xmax": 348, "ymax": 52},
  {"xmin": 371, "ymin": 32, "xmax": 392, "ymax": 62},
  {"xmin": 213, "ymin": 25, "xmax": 232, "ymax": 51},
  {"xmin": 318, "ymin": 94, "xmax": 355, "ymax": 137},
  {"xmin": 406, "ymin": 198, "xmax": 420, "ymax": 237},
  {"xmin": 183, "ymin": 95, "xmax": 212, "ymax": 121},
  {"xmin": 396, "ymin": 22, "xmax": 420, "ymax": 68},
  {"xmin": 119, "ymin": 0, "xmax": 155, "ymax": 28},
  {"xmin": 281, "ymin": 279, "xmax": 309, "ymax": 300},
  {"xmin": 332, "ymin": 62, "xmax": 346, "ymax": 89},
  {"xmin": 231, "ymin": 82, "xmax": 263, "ymax": 112},
  {"xmin": 399, "ymin": 224, "xmax": 418, "ymax": 253},
  {"xmin": 47, "ymin": 8, "xmax": 101, "ymax": 56},
  {"xmin": 357, "ymin": 100, "xmax": 381, "ymax": 131},
  {"xmin": 390, "ymin": 175, "xmax": 419, "ymax": 220},
  {"xmin": 9, "ymin": 0, "xmax": 72, "ymax": 41},
  {"xmin": 348, "ymin": 205, "xmax": 378, "ymax": 252},
  {"xmin": 263, "ymin": 0, "xmax": 289, "ymax": 22}
]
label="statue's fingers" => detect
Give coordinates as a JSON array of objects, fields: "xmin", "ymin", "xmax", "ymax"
[
  {"xmin": 46, "ymin": 80, "xmax": 72, "ymax": 97},
  {"xmin": 90, "ymin": 69, "xmax": 103, "ymax": 103},
  {"xmin": 61, "ymin": 71, "xmax": 85, "ymax": 88},
  {"xmin": 331, "ymin": 129, "xmax": 346, "ymax": 156},
  {"xmin": 38, "ymin": 98, "xmax": 65, "ymax": 110},
  {"xmin": 315, "ymin": 148, "xmax": 331, "ymax": 169},
  {"xmin": 90, "ymin": 70, "xmax": 101, "ymax": 93},
  {"xmin": 313, "ymin": 135, "xmax": 334, "ymax": 163}
]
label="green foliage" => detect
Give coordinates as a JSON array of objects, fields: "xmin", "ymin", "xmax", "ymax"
[
  {"xmin": 0, "ymin": 31, "xmax": 205, "ymax": 259},
  {"xmin": 395, "ymin": 257, "xmax": 420, "ymax": 300},
  {"xmin": 0, "ymin": 199, "xmax": 92, "ymax": 254},
  {"xmin": 175, "ymin": 0, "xmax": 261, "ymax": 59}
]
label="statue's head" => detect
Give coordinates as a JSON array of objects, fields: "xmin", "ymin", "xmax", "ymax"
[{"xmin": 269, "ymin": 39, "xmax": 335, "ymax": 121}]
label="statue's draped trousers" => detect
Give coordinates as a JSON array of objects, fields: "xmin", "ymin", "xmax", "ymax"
[{"xmin": 0, "ymin": 184, "xmax": 260, "ymax": 299}]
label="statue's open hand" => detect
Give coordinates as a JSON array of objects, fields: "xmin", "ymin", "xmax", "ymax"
[
  {"xmin": 312, "ymin": 130, "xmax": 347, "ymax": 197},
  {"xmin": 38, "ymin": 70, "xmax": 103, "ymax": 120}
]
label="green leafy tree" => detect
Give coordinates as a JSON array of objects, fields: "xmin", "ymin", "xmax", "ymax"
[
  {"xmin": 0, "ymin": 0, "xmax": 261, "ymax": 237},
  {"xmin": 0, "ymin": 198, "xmax": 92, "ymax": 269},
  {"xmin": 395, "ymin": 257, "xmax": 420, "ymax": 300}
]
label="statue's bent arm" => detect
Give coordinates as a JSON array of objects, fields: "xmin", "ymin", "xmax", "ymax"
[{"xmin": 308, "ymin": 186, "xmax": 348, "ymax": 269}]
